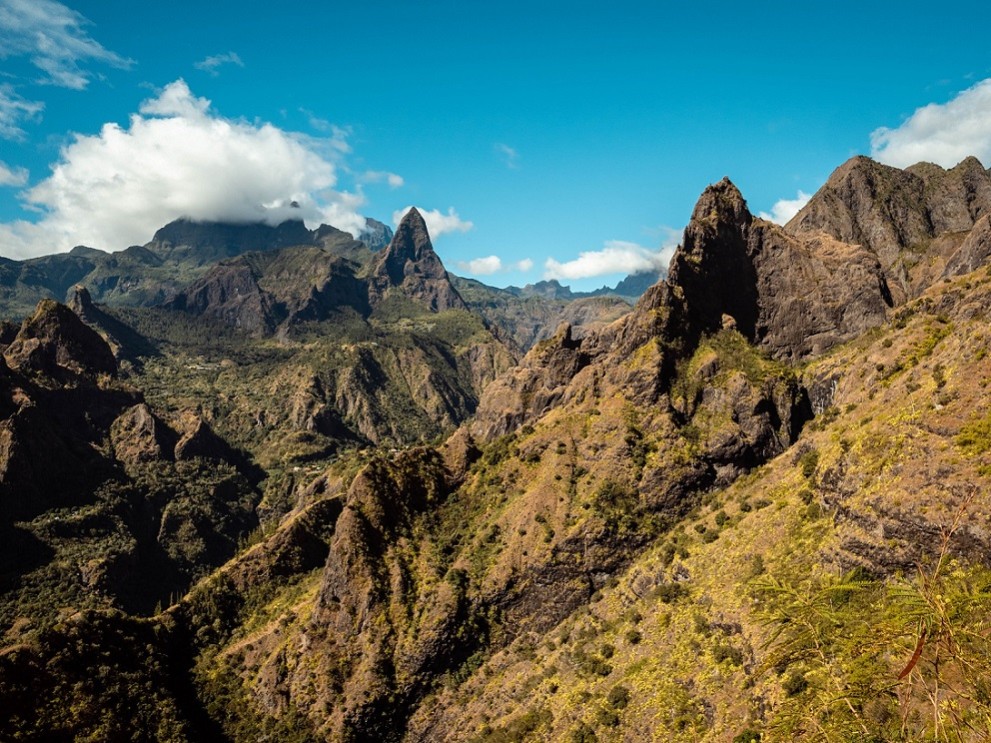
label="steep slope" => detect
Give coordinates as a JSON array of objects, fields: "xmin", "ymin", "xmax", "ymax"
[
  {"xmin": 0, "ymin": 299, "xmax": 260, "ymax": 629},
  {"xmin": 6, "ymin": 163, "xmax": 991, "ymax": 743},
  {"xmin": 408, "ymin": 262, "xmax": 991, "ymax": 743}
]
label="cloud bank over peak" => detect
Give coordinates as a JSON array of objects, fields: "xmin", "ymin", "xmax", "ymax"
[
  {"xmin": 871, "ymin": 79, "xmax": 991, "ymax": 168},
  {"xmin": 1, "ymin": 79, "xmax": 372, "ymax": 257},
  {"xmin": 392, "ymin": 206, "xmax": 474, "ymax": 240}
]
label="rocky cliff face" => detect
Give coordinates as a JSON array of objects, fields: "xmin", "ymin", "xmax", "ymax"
[
  {"xmin": 663, "ymin": 178, "xmax": 893, "ymax": 360},
  {"xmin": 472, "ymin": 176, "xmax": 890, "ymax": 442},
  {"xmin": 786, "ymin": 155, "xmax": 991, "ymax": 300}
]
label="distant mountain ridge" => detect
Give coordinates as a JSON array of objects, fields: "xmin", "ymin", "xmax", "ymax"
[
  {"xmin": 503, "ymin": 271, "xmax": 663, "ymax": 301},
  {"xmin": 0, "ymin": 216, "xmax": 394, "ymax": 318}
]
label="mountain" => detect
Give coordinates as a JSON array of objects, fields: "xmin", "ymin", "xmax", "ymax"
[
  {"xmin": 504, "ymin": 272, "xmax": 664, "ymax": 302},
  {"xmin": 786, "ymin": 155, "xmax": 991, "ymax": 301},
  {"xmin": 452, "ymin": 276, "xmax": 634, "ymax": 352},
  {"xmin": 368, "ymin": 207, "xmax": 468, "ymax": 313},
  {"xmin": 4, "ymin": 156, "xmax": 991, "ymax": 742},
  {"xmin": 0, "ymin": 216, "xmax": 393, "ymax": 319}
]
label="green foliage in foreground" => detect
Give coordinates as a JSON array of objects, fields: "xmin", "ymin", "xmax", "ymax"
[{"xmin": 757, "ymin": 554, "xmax": 991, "ymax": 741}]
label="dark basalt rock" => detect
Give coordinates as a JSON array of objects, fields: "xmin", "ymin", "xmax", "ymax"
[
  {"xmin": 660, "ymin": 177, "xmax": 893, "ymax": 362},
  {"xmin": 369, "ymin": 208, "xmax": 468, "ymax": 312}
]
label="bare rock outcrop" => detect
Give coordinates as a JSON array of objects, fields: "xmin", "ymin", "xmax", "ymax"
[
  {"xmin": 369, "ymin": 208, "xmax": 468, "ymax": 312},
  {"xmin": 786, "ymin": 155, "xmax": 991, "ymax": 299},
  {"xmin": 663, "ymin": 177, "xmax": 893, "ymax": 361},
  {"xmin": 4, "ymin": 299, "xmax": 118, "ymax": 380}
]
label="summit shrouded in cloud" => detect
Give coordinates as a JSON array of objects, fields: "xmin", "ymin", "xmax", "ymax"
[{"xmin": 0, "ymin": 80, "xmax": 371, "ymax": 257}]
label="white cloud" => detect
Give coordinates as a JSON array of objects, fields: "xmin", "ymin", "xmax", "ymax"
[
  {"xmin": 496, "ymin": 142, "xmax": 519, "ymax": 169},
  {"xmin": 871, "ymin": 79, "xmax": 991, "ymax": 168},
  {"xmin": 457, "ymin": 255, "xmax": 502, "ymax": 275},
  {"xmin": 0, "ymin": 84, "xmax": 43, "ymax": 140},
  {"xmin": 544, "ymin": 238, "xmax": 677, "ymax": 281},
  {"xmin": 194, "ymin": 51, "xmax": 244, "ymax": 76},
  {"xmin": 0, "ymin": 0, "xmax": 132, "ymax": 90},
  {"xmin": 758, "ymin": 190, "xmax": 812, "ymax": 225},
  {"xmin": 0, "ymin": 160, "xmax": 28, "ymax": 186},
  {"xmin": 361, "ymin": 170, "xmax": 404, "ymax": 188},
  {"xmin": 1, "ymin": 79, "xmax": 369, "ymax": 257},
  {"xmin": 392, "ymin": 206, "xmax": 473, "ymax": 239},
  {"xmin": 455, "ymin": 255, "xmax": 534, "ymax": 276}
]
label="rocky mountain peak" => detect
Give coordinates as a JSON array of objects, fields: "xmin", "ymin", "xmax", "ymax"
[
  {"xmin": 370, "ymin": 208, "xmax": 467, "ymax": 311},
  {"xmin": 664, "ymin": 177, "xmax": 758, "ymax": 346},
  {"xmin": 688, "ymin": 176, "xmax": 752, "ymax": 230},
  {"xmin": 3, "ymin": 299, "xmax": 117, "ymax": 378},
  {"xmin": 786, "ymin": 155, "xmax": 991, "ymax": 301},
  {"xmin": 375, "ymin": 208, "xmax": 446, "ymax": 283},
  {"xmin": 624, "ymin": 176, "xmax": 893, "ymax": 364}
]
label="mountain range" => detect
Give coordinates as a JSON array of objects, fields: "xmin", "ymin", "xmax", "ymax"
[{"xmin": 1, "ymin": 155, "xmax": 990, "ymax": 742}]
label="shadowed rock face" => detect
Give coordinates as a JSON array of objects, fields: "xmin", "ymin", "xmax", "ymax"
[
  {"xmin": 649, "ymin": 178, "xmax": 894, "ymax": 362},
  {"xmin": 370, "ymin": 208, "xmax": 468, "ymax": 312},
  {"xmin": 4, "ymin": 299, "xmax": 118, "ymax": 380}
]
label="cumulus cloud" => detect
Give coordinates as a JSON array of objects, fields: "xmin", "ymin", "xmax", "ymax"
[
  {"xmin": 392, "ymin": 206, "xmax": 474, "ymax": 239},
  {"xmin": 758, "ymin": 190, "xmax": 812, "ymax": 225},
  {"xmin": 495, "ymin": 143, "xmax": 519, "ymax": 169},
  {"xmin": 544, "ymin": 238, "xmax": 677, "ymax": 281},
  {"xmin": 0, "ymin": 84, "xmax": 43, "ymax": 140},
  {"xmin": 2, "ymin": 79, "xmax": 369, "ymax": 256},
  {"xmin": 0, "ymin": 160, "xmax": 28, "ymax": 187},
  {"xmin": 0, "ymin": 0, "xmax": 132, "ymax": 89},
  {"xmin": 457, "ymin": 255, "xmax": 502, "ymax": 275},
  {"xmin": 871, "ymin": 79, "xmax": 991, "ymax": 168},
  {"xmin": 194, "ymin": 51, "xmax": 244, "ymax": 76},
  {"xmin": 361, "ymin": 170, "xmax": 404, "ymax": 188},
  {"xmin": 455, "ymin": 254, "xmax": 534, "ymax": 277}
]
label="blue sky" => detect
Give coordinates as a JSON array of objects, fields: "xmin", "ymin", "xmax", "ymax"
[{"xmin": 2, "ymin": 1, "xmax": 991, "ymax": 290}]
